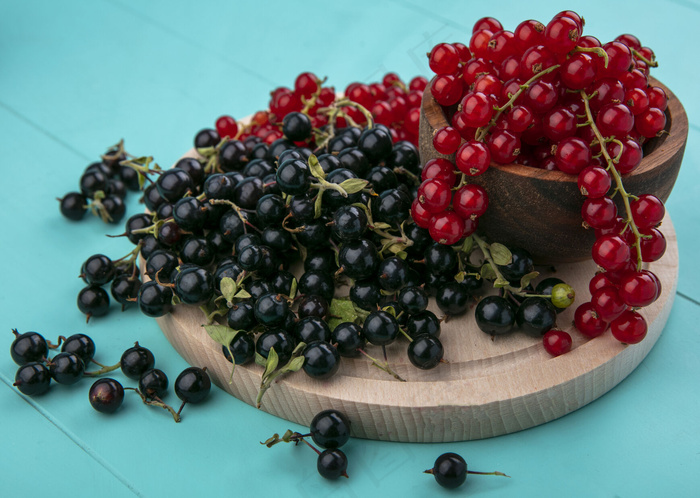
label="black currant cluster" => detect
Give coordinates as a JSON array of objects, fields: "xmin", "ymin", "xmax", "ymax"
[
  {"xmin": 10, "ymin": 329, "xmax": 209, "ymax": 421},
  {"xmin": 76, "ymin": 252, "xmax": 142, "ymax": 321},
  {"xmin": 263, "ymin": 409, "xmax": 351, "ymax": 480},
  {"xmin": 472, "ymin": 247, "xmax": 575, "ymax": 339},
  {"xmin": 58, "ymin": 140, "xmax": 139, "ymax": 224}
]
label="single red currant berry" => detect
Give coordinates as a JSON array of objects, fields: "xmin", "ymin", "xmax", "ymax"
[
  {"xmin": 560, "ymin": 53, "xmax": 597, "ymax": 90},
  {"xmin": 514, "ymin": 19, "xmax": 545, "ymax": 51},
  {"xmin": 411, "ymin": 198, "xmax": 432, "ymax": 229},
  {"xmin": 430, "ymin": 75, "xmax": 463, "ymax": 106},
  {"xmin": 452, "ymin": 42, "xmax": 472, "ymax": 63},
  {"xmin": 591, "ymin": 287, "xmax": 627, "ymax": 322},
  {"xmin": 582, "ymin": 197, "xmax": 618, "ymax": 229},
  {"xmin": 463, "ymin": 215, "xmax": 478, "ymax": 237},
  {"xmin": 639, "ymin": 227, "xmax": 666, "ymax": 262},
  {"xmin": 524, "ymin": 80, "xmax": 558, "ymax": 113},
  {"xmin": 453, "ymin": 184, "xmax": 489, "ymax": 219},
  {"xmin": 460, "ymin": 92, "xmax": 495, "ymax": 128},
  {"xmin": 487, "ymin": 30, "xmax": 519, "ymax": 64},
  {"xmin": 473, "ymin": 74, "xmax": 503, "ymax": 99},
  {"xmin": 461, "ymin": 58, "xmax": 496, "ymax": 85},
  {"xmin": 543, "ymin": 329, "xmax": 573, "ymax": 356},
  {"xmin": 544, "ymin": 16, "xmax": 580, "ymax": 54},
  {"xmin": 432, "ymin": 126, "xmax": 462, "ymax": 155},
  {"xmin": 578, "ymin": 166, "xmax": 611, "ymax": 198},
  {"xmin": 520, "ymin": 45, "xmax": 557, "ymax": 78},
  {"xmin": 472, "ymin": 17, "xmax": 502, "ymax": 33},
  {"xmin": 610, "ymin": 310, "xmax": 647, "ymax": 344},
  {"xmin": 630, "ymin": 194, "xmax": 665, "ymax": 229},
  {"xmin": 619, "ymin": 271, "xmax": 658, "ymax": 308},
  {"xmin": 615, "ymin": 33, "xmax": 642, "ymax": 51},
  {"xmin": 499, "ymin": 56, "xmax": 521, "ymax": 80},
  {"xmin": 470, "ymin": 29, "xmax": 494, "ymax": 59},
  {"xmin": 606, "ymin": 138, "xmax": 642, "ymax": 174},
  {"xmin": 294, "ymin": 72, "xmax": 320, "ymax": 98},
  {"xmin": 428, "ymin": 43, "xmax": 461, "ymax": 75},
  {"xmin": 589, "ymin": 273, "xmax": 615, "ymax": 295},
  {"xmin": 404, "ymin": 108, "xmax": 421, "ymax": 137},
  {"xmin": 417, "ymin": 179, "xmax": 452, "ymax": 213},
  {"xmin": 635, "ymin": 108, "xmax": 666, "ymax": 138},
  {"xmin": 587, "ymin": 78, "xmax": 625, "ymax": 112},
  {"xmin": 574, "ymin": 302, "xmax": 608, "ymax": 338},
  {"xmin": 455, "ymin": 140, "xmax": 491, "ymax": 176},
  {"xmin": 429, "ymin": 211, "xmax": 465, "ymax": 245},
  {"xmin": 487, "ymin": 129, "xmax": 521, "ymax": 164},
  {"xmin": 624, "ymin": 88, "xmax": 650, "ymax": 116},
  {"xmin": 597, "ymin": 41, "xmax": 633, "ymax": 79},
  {"xmin": 542, "ymin": 107, "xmax": 577, "ymax": 142},
  {"xmin": 409, "ymin": 76, "xmax": 428, "ymax": 92},
  {"xmin": 422, "ymin": 158, "xmax": 457, "ymax": 185},
  {"xmin": 592, "ymin": 235, "xmax": 631, "ymax": 271},
  {"xmin": 554, "ymin": 137, "xmax": 591, "ymax": 175},
  {"xmin": 505, "ymin": 105, "xmax": 535, "ymax": 133},
  {"xmin": 596, "ymin": 103, "xmax": 635, "ymax": 137},
  {"xmin": 215, "ymin": 115, "xmax": 238, "ymax": 139},
  {"xmin": 647, "ymin": 87, "xmax": 668, "ymax": 111},
  {"xmin": 371, "ymin": 101, "xmax": 395, "ymax": 126},
  {"xmin": 578, "ymin": 35, "xmax": 601, "ymax": 48},
  {"xmin": 553, "ymin": 10, "xmax": 584, "ymax": 30}
]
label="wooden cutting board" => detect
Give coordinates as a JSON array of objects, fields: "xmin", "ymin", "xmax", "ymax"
[{"xmin": 153, "ymin": 210, "xmax": 678, "ymax": 442}]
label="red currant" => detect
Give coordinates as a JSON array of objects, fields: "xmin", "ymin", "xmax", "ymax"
[
  {"xmin": 487, "ymin": 129, "xmax": 521, "ymax": 164},
  {"xmin": 647, "ymin": 86, "xmax": 668, "ymax": 111},
  {"xmin": 589, "ymin": 272, "xmax": 615, "ymax": 295},
  {"xmin": 505, "ymin": 105, "xmax": 535, "ymax": 133},
  {"xmin": 639, "ymin": 227, "xmax": 666, "ymax": 262},
  {"xmin": 417, "ymin": 179, "xmax": 452, "ymax": 213},
  {"xmin": 455, "ymin": 140, "xmax": 491, "ymax": 176},
  {"xmin": 635, "ymin": 107, "xmax": 666, "ymax": 138},
  {"xmin": 542, "ymin": 107, "xmax": 577, "ymax": 142},
  {"xmin": 596, "ymin": 103, "xmax": 635, "ymax": 137},
  {"xmin": 574, "ymin": 302, "xmax": 608, "ymax": 338},
  {"xmin": 606, "ymin": 137, "xmax": 642, "ymax": 174},
  {"xmin": 514, "ymin": 19, "xmax": 545, "ymax": 51},
  {"xmin": 544, "ymin": 16, "xmax": 580, "ymax": 54},
  {"xmin": 429, "ymin": 211, "xmax": 465, "ymax": 245},
  {"xmin": 630, "ymin": 194, "xmax": 665, "ymax": 229},
  {"xmin": 543, "ymin": 329, "xmax": 573, "ymax": 356},
  {"xmin": 411, "ymin": 198, "xmax": 432, "ymax": 229},
  {"xmin": 295, "ymin": 72, "xmax": 320, "ymax": 98},
  {"xmin": 610, "ymin": 310, "xmax": 647, "ymax": 344},
  {"xmin": 429, "ymin": 43, "xmax": 461, "ymax": 75},
  {"xmin": 430, "ymin": 75, "xmax": 464, "ymax": 106},
  {"xmin": 582, "ymin": 197, "xmax": 617, "ymax": 229},
  {"xmin": 578, "ymin": 166, "xmax": 611, "ymax": 198},
  {"xmin": 453, "ymin": 184, "xmax": 489, "ymax": 219},
  {"xmin": 592, "ymin": 235, "xmax": 631, "ymax": 271},
  {"xmin": 432, "ymin": 126, "xmax": 462, "ymax": 155},
  {"xmin": 555, "ymin": 137, "xmax": 591, "ymax": 174},
  {"xmin": 422, "ymin": 158, "xmax": 457, "ymax": 185},
  {"xmin": 591, "ymin": 287, "xmax": 627, "ymax": 322},
  {"xmin": 215, "ymin": 115, "xmax": 238, "ymax": 139},
  {"xmin": 619, "ymin": 271, "xmax": 658, "ymax": 307},
  {"xmin": 560, "ymin": 53, "xmax": 597, "ymax": 90}
]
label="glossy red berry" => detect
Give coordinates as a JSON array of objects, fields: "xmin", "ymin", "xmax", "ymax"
[
  {"xmin": 596, "ymin": 103, "xmax": 635, "ymax": 137},
  {"xmin": 592, "ymin": 235, "xmax": 631, "ymax": 271},
  {"xmin": 505, "ymin": 105, "xmax": 535, "ymax": 133},
  {"xmin": 488, "ymin": 30, "xmax": 519, "ymax": 64},
  {"xmin": 411, "ymin": 198, "xmax": 432, "ymax": 229},
  {"xmin": 630, "ymin": 194, "xmax": 665, "ymax": 229},
  {"xmin": 606, "ymin": 138, "xmax": 642, "ymax": 174},
  {"xmin": 574, "ymin": 302, "xmax": 608, "ymax": 338},
  {"xmin": 429, "ymin": 43, "xmax": 460, "ymax": 75},
  {"xmin": 619, "ymin": 271, "xmax": 658, "ymax": 307},
  {"xmin": 542, "ymin": 107, "xmax": 577, "ymax": 142},
  {"xmin": 640, "ymin": 227, "xmax": 666, "ymax": 262},
  {"xmin": 578, "ymin": 166, "xmax": 611, "ymax": 198},
  {"xmin": 591, "ymin": 287, "xmax": 627, "ymax": 322},
  {"xmin": 544, "ymin": 16, "xmax": 580, "ymax": 54},
  {"xmin": 514, "ymin": 19, "xmax": 545, "ymax": 51},
  {"xmin": 543, "ymin": 329, "xmax": 573, "ymax": 356},
  {"xmin": 460, "ymin": 92, "xmax": 494, "ymax": 128},
  {"xmin": 295, "ymin": 72, "xmax": 320, "ymax": 98},
  {"xmin": 473, "ymin": 17, "xmax": 503, "ymax": 33},
  {"xmin": 520, "ymin": 45, "xmax": 557, "ymax": 78},
  {"xmin": 635, "ymin": 107, "xmax": 666, "ymax": 138},
  {"xmin": 589, "ymin": 273, "xmax": 615, "ymax": 294},
  {"xmin": 455, "ymin": 140, "xmax": 491, "ymax": 176},
  {"xmin": 470, "ymin": 29, "xmax": 494, "ymax": 59},
  {"xmin": 597, "ymin": 42, "xmax": 633, "ymax": 79},
  {"xmin": 487, "ymin": 129, "xmax": 520, "ymax": 164},
  {"xmin": 582, "ymin": 197, "xmax": 617, "ymax": 229},
  {"xmin": 429, "ymin": 211, "xmax": 465, "ymax": 245},
  {"xmin": 610, "ymin": 310, "xmax": 647, "ymax": 344},
  {"xmin": 555, "ymin": 137, "xmax": 591, "ymax": 174},
  {"xmin": 432, "ymin": 126, "xmax": 462, "ymax": 155},
  {"xmin": 561, "ymin": 53, "xmax": 597, "ymax": 89},
  {"xmin": 624, "ymin": 88, "xmax": 650, "ymax": 116},
  {"xmin": 417, "ymin": 179, "xmax": 452, "ymax": 214},
  {"xmin": 422, "ymin": 158, "xmax": 457, "ymax": 185},
  {"xmin": 215, "ymin": 115, "xmax": 238, "ymax": 139},
  {"xmin": 453, "ymin": 184, "xmax": 489, "ymax": 219},
  {"xmin": 647, "ymin": 87, "xmax": 668, "ymax": 111}
]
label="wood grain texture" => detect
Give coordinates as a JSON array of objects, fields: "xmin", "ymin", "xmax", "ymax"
[
  {"xmin": 153, "ymin": 215, "xmax": 678, "ymax": 442},
  {"xmin": 418, "ymin": 77, "xmax": 688, "ymax": 263}
]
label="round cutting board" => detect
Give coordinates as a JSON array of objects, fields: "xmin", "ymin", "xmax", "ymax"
[{"xmin": 155, "ymin": 214, "xmax": 677, "ymax": 442}]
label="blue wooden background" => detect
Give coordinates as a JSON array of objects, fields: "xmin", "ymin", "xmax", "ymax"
[{"xmin": 1, "ymin": 1, "xmax": 698, "ymax": 496}]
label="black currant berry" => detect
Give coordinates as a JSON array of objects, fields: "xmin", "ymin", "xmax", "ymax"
[
  {"xmin": 254, "ymin": 292, "xmax": 289, "ymax": 327},
  {"xmin": 428, "ymin": 453, "xmax": 467, "ymax": 489},
  {"xmin": 435, "ymin": 282, "xmax": 469, "ymax": 316},
  {"xmin": 317, "ymin": 449, "xmax": 348, "ymax": 480},
  {"xmin": 302, "ymin": 341, "xmax": 340, "ymax": 380},
  {"xmin": 180, "ymin": 237, "xmax": 215, "ymax": 266},
  {"xmin": 219, "ymin": 140, "xmax": 248, "ymax": 171},
  {"xmin": 59, "ymin": 192, "xmax": 88, "ymax": 221},
  {"xmin": 80, "ymin": 254, "xmax": 115, "ymax": 286},
  {"xmin": 80, "ymin": 170, "xmax": 108, "ymax": 198},
  {"xmin": 174, "ymin": 367, "xmax": 211, "ymax": 404},
  {"xmin": 332, "ymin": 205, "xmax": 367, "ymax": 241},
  {"xmin": 424, "ymin": 243, "xmax": 457, "ymax": 275},
  {"xmin": 331, "ymin": 322, "xmax": 365, "ymax": 357},
  {"xmin": 61, "ymin": 333, "xmax": 96, "ymax": 366},
  {"xmin": 173, "ymin": 197, "xmax": 206, "ymax": 231},
  {"xmin": 10, "ymin": 330, "xmax": 48, "ymax": 365},
  {"xmin": 349, "ymin": 279, "xmax": 381, "ymax": 311},
  {"xmin": 137, "ymin": 281, "xmax": 173, "ymax": 317},
  {"xmin": 475, "ymin": 296, "xmax": 516, "ymax": 336},
  {"xmin": 297, "ymin": 295, "xmax": 329, "ymax": 319},
  {"xmin": 89, "ymin": 378, "xmax": 124, "ymax": 414},
  {"xmin": 194, "ymin": 128, "xmax": 220, "ymax": 149},
  {"xmin": 77, "ymin": 285, "xmax": 110, "ymax": 320},
  {"xmin": 516, "ymin": 297, "xmax": 557, "ymax": 337},
  {"xmin": 175, "ymin": 157, "xmax": 205, "ymax": 186},
  {"xmin": 111, "ymin": 274, "xmax": 142, "ymax": 308},
  {"xmin": 139, "ymin": 368, "xmax": 169, "ymax": 398},
  {"xmin": 338, "ymin": 239, "xmax": 379, "ymax": 279},
  {"xmin": 120, "ymin": 343, "xmax": 155, "ymax": 380},
  {"xmin": 276, "ymin": 159, "xmax": 310, "ymax": 196},
  {"xmin": 255, "ymin": 329, "xmax": 295, "ymax": 365},
  {"xmin": 498, "ymin": 247, "xmax": 534, "ymax": 285},
  {"xmin": 304, "ymin": 250, "xmax": 338, "ymax": 273},
  {"xmin": 358, "ymin": 127, "xmax": 393, "ymax": 163},
  {"xmin": 14, "ymin": 362, "xmax": 51, "ymax": 396},
  {"xmin": 298, "ymin": 271, "xmax": 335, "ymax": 302},
  {"xmin": 407, "ymin": 335, "xmax": 443, "ymax": 370},
  {"xmin": 398, "ymin": 286, "xmax": 428, "ymax": 314},
  {"xmin": 310, "ymin": 409, "xmax": 351, "ymax": 449},
  {"xmin": 295, "ymin": 316, "xmax": 331, "ymax": 343},
  {"xmin": 223, "ymin": 332, "xmax": 255, "ymax": 365},
  {"xmin": 377, "ymin": 256, "xmax": 409, "ymax": 292},
  {"xmin": 282, "ymin": 112, "xmax": 312, "ymax": 141},
  {"xmin": 362, "ymin": 310, "xmax": 399, "ymax": 346},
  {"xmin": 49, "ymin": 352, "xmax": 85, "ymax": 385},
  {"xmin": 406, "ymin": 310, "xmax": 441, "ymax": 339},
  {"xmin": 156, "ymin": 168, "xmax": 193, "ymax": 203}
]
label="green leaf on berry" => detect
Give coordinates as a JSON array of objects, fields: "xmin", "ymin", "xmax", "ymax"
[
  {"xmin": 519, "ymin": 271, "xmax": 540, "ymax": 290},
  {"xmin": 459, "ymin": 235, "xmax": 474, "ymax": 255},
  {"xmin": 234, "ymin": 289, "xmax": 252, "ymax": 299},
  {"xmin": 480, "ymin": 263, "xmax": 497, "ymax": 280},
  {"xmin": 255, "ymin": 352, "xmax": 267, "ymax": 367},
  {"xmin": 327, "ymin": 298, "xmax": 359, "ymax": 331},
  {"xmin": 454, "ymin": 271, "xmax": 466, "ymax": 283},
  {"xmin": 203, "ymin": 324, "xmax": 239, "ymax": 346},
  {"xmin": 285, "ymin": 356, "xmax": 305, "ymax": 373},
  {"xmin": 382, "ymin": 305, "xmax": 397, "ymax": 317},
  {"xmin": 338, "ymin": 178, "xmax": 368, "ymax": 195},
  {"xmin": 314, "ymin": 190, "xmax": 324, "ymax": 219},
  {"xmin": 493, "ymin": 277, "xmax": 510, "ymax": 288},
  {"xmin": 372, "ymin": 222, "xmax": 392, "ymax": 230},
  {"xmin": 289, "ymin": 277, "xmax": 298, "ymax": 300},
  {"xmin": 308, "ymin": 154, "xmax": 326, "ymax": 180},
  {"xmin": 262, "ymin": 347, "xmax": 279, "ymax": 380},
  {"xmin": 220, "ymin": 277, "xmax": 237, "ymax": 303},
  {"xmin": 490, "ymin": 243, "xmax": 513, "ymax": 266}
]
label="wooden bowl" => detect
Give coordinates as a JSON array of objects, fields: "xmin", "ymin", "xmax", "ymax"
[{"xmin": 419, "ymin": 77, "xmax": 688, "ymax": 263}]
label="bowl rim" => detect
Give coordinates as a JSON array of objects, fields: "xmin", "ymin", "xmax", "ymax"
[{"xmin": 421, "ymin": 76, "xmax": 688, "ymax": 183}]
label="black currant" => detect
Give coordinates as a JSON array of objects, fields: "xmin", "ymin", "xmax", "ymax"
[
  {"xmin": 398, "ymin": 286, "xmax": 429, "ymax": 314},
  {"xmin": 89, "ymin": 378, "xmax": 124, "ymax": 414},
  {"xmin": 77, "ymin": 285, "xmax": 110, "ymax": 320},
  {"xmin": 436, "ymin": 281, "xmax": 469, "ymax": 316},
  {"xmin": 137, "ymin": 280, "xmax": 173, "ymax": 317},
  {"xmin": 255, "ymin": 329, "xmax": 295, "ymax": 365},
  {"xmin": 295, "ymin": 316, "xmax": 331, "ymax": 343},
  {"xmin": 377, "ymin": 256, "xmax": 409, "ymax": 292},
  {"xmin": 338, "ymin": 239, "xmax": 379, "ymax": 279},
  {"xmin": 331, "ymin": 322, "xmax": 365, "ymax": 357},
  {"xmin": 226, "ymin": 301, "xmax": 257, "ymax": 330},
  {"xmin": 406, "ymin": 310, "xmax": 441, "ymax": 339},
  {"xmin": 516, "ymin": 297, "xmax": 558, "ymax": 337},
  {"xmin": 223, "ymin": 332, "xmax": 255, "ymax": 365},
  {"xmin": 174, "ymin": 367, "xmax": 211, "ymax": 404},
  {"xmin": 254, "ymin": 292, "xmax": 289, "ymax": 327},
  {"xmin": 298, "ymin": 271, "xmax": 335, "ymax": 302},
  {"xmin": 498, "ymin": 247, "xmax": 534, "ymax": 285},
  {"xmin": 407, "ymin": 335, "xmax": 443, "ymax": 370},
  {"xmin": 14, "ymin": 362, "xmax": 51, "ymax": 396},
  {"xmin": 302, "ymin": 341, "xmax": 340, "ymax": 380},
  {"xmin": 48, "ymin": 352, "xmax": 85, "ymax": 385},
  {"xmin": 139, "ymin": 368, "xmax": 169, "ymax": 398},
  {"xmin": 317, "ymin": 449, "xmax": 349, "ymax": 480},
  {"xmin": 59, "ymin": 192, "xmax": 88, "ymax": 221},
  {"xmin": 282, "ymin": 112, "xmax": 312, "ymax": 141},
  {"xmin": 174, "ymin": 266, "xmax": 214, "ymax": 305},
  {"xmin": 80, "ymin": 254, "xmax": 115, "ymax": 286},
  {"xmin": 120, "ymin": 343, "xmax": 155, "ymax": 380},
  {"xmin": 10, "ymin": 330, "xmax": 48, "ymax": 366},
  {"xmin": 475, "ymin": 296, "xmax": 516, "ymax": 336},
  {"xmin": 61, "ymin": 333, "xmax": 96, "ymax": 366},
  {"xmin": 276, "ymin": 159, "xmax": 310, "ymax": 196},
  {"xmin": 310, "ymin": 409, "xmax": 351, "ymax": 449},
  {"xmin": 194, "ymin": 128, "xmax": 220, "ymax": 149},
  {"xmin": 362, "ymin": 310, "xmax": 399, "ymax": 346},
  {"xmin": 156, "ymin": 168, "xmax": 193, "ymax": 203}
]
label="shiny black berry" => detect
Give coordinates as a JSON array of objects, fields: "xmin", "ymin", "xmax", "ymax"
[
  {"xmin": 194, "ymin": 128, "xmax": 220, "ymax": 149},
  {"xmin": 89, "ymin": 378, "xmax": 124, "ymax": 414},
  {"xmin": 398, "ymin": 286, "xmax": 429, "ymax": 314},
  {"xmin": 407, "ymin": 335, "xmax": 443, "ymax": 370},
  {"xmin": 174, "ymin": 367, "xmax": 211, "ymax": 404},
  {"xmin": 139, "ymin": 368, "xmax": 169, "ymax": 398},
  {"xmin": 59, "ymin": 192, "xmax": 88, "ymax": 221},
  {"xmin": 302, "ymin": 341, "xmax": 340, "ymax": 380},
  {"xmin": 310, "ymin": 409, "xmax": 351, "ymax": 449},
  {"xmin": 49, "ymin": 352, "xmax": 85, "ymax": 385},
  {"xmin": 80, "ymin": 254, "xmax": 115, "ymax": 286},
  {"xmin": 317, "ymin": 449, "xmax": 348, "ymax": 480},
  {"xmin": 14, "ymin": 362, "xmax": 51, "ymax": 395},
  {"xmin": 255, "ymin": 329, "xmax": 295, "ymax": 364},
  {"xmin": 498, "ymin": 247, "xmax": 534, "ymax": 285},
  {"xmin": 436, "ymin": 282, "xmax": 469, "ymax": 316},
  {"xmin": 331, "ymin": 322, "xmax": 365, "ymax": 357},
  {"xmin": 61, "ymin": 333, "xmax": 96, "ymax": 366},
  {"xmin": 282, "ymin": 112, "xmax": 312, "ymax": 141},
  {"xmin": 475, "ymin": 296, "xmax": 516, "ymax": 336},
  {"xmin": 428, "ymin": 453, "xmax": 467, "ymax": 489},
  {"xmin": 406, "ymin": 310, "xmax": 441, "ymax": 339},
  {"xmin": 120, "ymin": 343, "xmax": 155, "ymax": 380},
  {"xmin": 295, "ymin": 317, "xmax": 331, "ymax": 343},
  {"xmin": 276, "ymin": 159, "xmax": 310, "ymax": 196},
  {"xmin": 516, "ymin": 297, "xmax": 558, "ymax": 337},
  {"xmin": 223, "ymin": 332, "xmax": 255, "ymax": 365},
  {"xmin": 138, "ymin": 281, "xmax": 173, "ymax": 317},
  {"xmin": 77, "ymin": 285, "xmax": 110, "ymax": 320},
  {"xmin": 363, "ymin": 310, "xmax": 399, "ymax": 346},
  {"xmin": 10, "ymin": 330, "xmax": 48, "ymax": 366},
  {"xmin": 338, "ymin": 239, "xmax": 379, "ymax": 279}
]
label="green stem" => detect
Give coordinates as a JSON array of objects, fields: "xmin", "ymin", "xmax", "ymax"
[
  {"xmin": 475, "ymin": 64, "xmax": 561, "ymax": 142},
  {"xmin": 125, "ymin": 388, "xmax": 181, "ymax": 422},
  {"xmin": 357, "ymin": 348, "xmax": 406, "ymax": 382},
  {"xmin": 84, "ymin": 361, "xmax": 121, "ymax": 377},
  {"xmin": 580, "ymin": 91, "xmax": 644, "ymax": 271}
]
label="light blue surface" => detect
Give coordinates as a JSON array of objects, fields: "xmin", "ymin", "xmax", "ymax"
[{"xmin": 1, "ymin": 1, "xmax": 699, "ymax": 496}]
